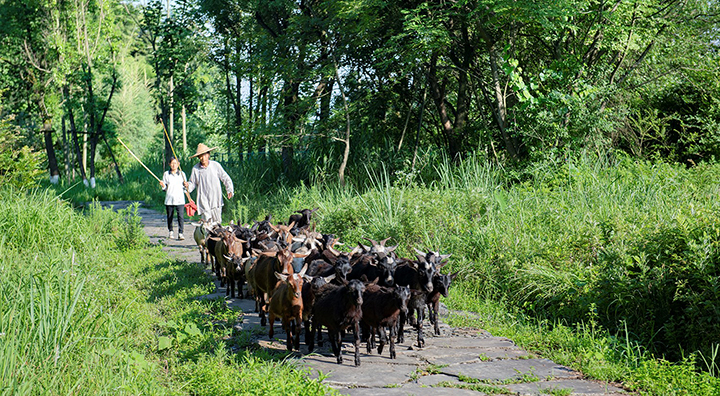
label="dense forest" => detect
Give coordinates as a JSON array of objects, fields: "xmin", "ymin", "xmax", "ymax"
[{"xmin": 1, "ymin": 0, "xmax": 718, "ymax": 186}]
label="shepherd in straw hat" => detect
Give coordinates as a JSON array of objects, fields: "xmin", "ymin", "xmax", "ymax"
[{"xmin": 184, "ymin": 143, "xmax": 234, "ymax": 225}]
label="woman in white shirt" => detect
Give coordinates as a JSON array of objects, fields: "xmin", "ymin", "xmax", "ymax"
[{"xmin": 160, "ymin": 157, "xmax": 187, "ymax": 240}]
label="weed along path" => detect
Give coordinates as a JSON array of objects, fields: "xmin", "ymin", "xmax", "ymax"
[{"xmin": 105, "ymin": 201, "xmax": 629, "ymax": 396}]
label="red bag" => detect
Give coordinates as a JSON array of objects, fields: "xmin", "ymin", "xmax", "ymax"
[
  {"xmin": 184, "ymin": 189, "xmax": 197, "ymax": 217},
  {"xmin": 185, "ymin": 200, "xmax": 197, "ymax": 217}
]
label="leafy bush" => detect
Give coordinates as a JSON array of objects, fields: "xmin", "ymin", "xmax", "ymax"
[{"xmin": 0, "ymin": 115, "xmax": 43, "ymax": 189}]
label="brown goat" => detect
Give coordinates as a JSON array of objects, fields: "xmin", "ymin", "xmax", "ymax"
[
  {"xmin": 268, "ymin": 264, "xmax": 308, "ymax": 351},
  {"xmin": 248, "ymin": 245, "xmax": 306, "ymax": 326},
  {"xmin": 220, "ymin": 230, "xmax": 247, "ymax": 299}
]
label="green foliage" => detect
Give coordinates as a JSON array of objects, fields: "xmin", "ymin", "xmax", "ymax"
[
  {"xmin": 114, "ymin": 201, "xmax": 148, "ymax": 250},
  {"xmin": 0, "ymin": 116, "xmax": 43, "ymax": 189}
]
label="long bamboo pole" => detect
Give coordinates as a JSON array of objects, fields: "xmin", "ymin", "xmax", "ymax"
[{"xmin": 116, "ymin": 137, "xmax": 161, "ymax": 182}]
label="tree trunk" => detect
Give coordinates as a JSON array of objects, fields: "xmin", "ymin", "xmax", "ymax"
[
  {"xmin": 331, "ymin": 55, "xmax": 350, "ymax": 186},
  {"xmin": 280, "ymin": 78, "xmax": 300, "ymax": 178},
  {"xmin": 43, "ymin": 119, "xmax": 60, "ymax": 183},
  {"xmin": 65, "ymin": 99, "xmax": 87, "ymax": 182},
  {"xmin": 412, "ymin": 77, "xmax": 429, "ymax": 170},
  {"xmin": 102, "ymin": 134, "xmax": 123, "ymax": 183},
  {"xmin": 62, "ymin": 116, "xmax": 72, "ymax": 180}
]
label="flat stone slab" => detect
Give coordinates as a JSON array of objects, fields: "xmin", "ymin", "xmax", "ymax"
[
  {"xmin": 440, "ymin": 358, "xmax": 579, "ymax": 382},
  {"xmin": 299, "ymin": 355, "xmax": 417, "ymax": 388},
  {"xmin": 505, "ymin": 379, "xmax": 628, "ymax": 395},
  {"xmin": 343, "ymin": 384, "xmax": 488, "ymax": 396}
]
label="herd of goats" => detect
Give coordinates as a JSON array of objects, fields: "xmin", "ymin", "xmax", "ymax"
[{"xmin": 191, "ymin": 208, "xmax": 458, "ymax": 366}]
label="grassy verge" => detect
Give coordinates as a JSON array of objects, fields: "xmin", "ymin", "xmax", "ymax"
[
  {"xmin": 0, "ymin": 188, "xmax": 333, "ymax": 395},
  {"xmin": 48, "ymin": 152, "xmax": 720, "ymax": 394}
]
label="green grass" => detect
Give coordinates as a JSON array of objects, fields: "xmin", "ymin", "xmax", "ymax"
[
  {"xmin": 0, "ymin": 188, "xmax": 334, "ymax": 395},
  {"xmin": 45, "ymin": 151, "xmax": 720, "ymax": 394}
]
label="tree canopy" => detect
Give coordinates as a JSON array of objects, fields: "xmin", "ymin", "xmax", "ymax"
[{"xmin": 1, "ymin": 0, "xmax": 718, "ymax": 184}]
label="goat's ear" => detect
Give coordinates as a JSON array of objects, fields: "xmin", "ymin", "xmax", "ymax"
[
  {"xmin": 369, "ymin": 277, "xmax": 379, "ymax": 286},
  {"xmin": 413, "ymin": 247, "xmax": 426, "ymax": 257},
  {"xmin": 437, "ymin": 259, "xmax": 449, "ymax": 269},
  {"xmin": 450, "ymin": 271, "xmax": 459, "ymax": 281},
  {"xmin": 439, "ymin": 253, "xmax": 451, "ymax": 262},
  {"xmin": 190, "ymin": 222, "xmax": 201, "ymax": 227},
  {"xmin": 312, "ymin": 207, "xmax": 319, "ymax": 212},
  {"xmin": 415, "ymin": 254, "xmax": 427, "ymax": 264},
  {"xmin": 292, "ymin": 252, "xmax": 309, "ymax": 259},
  {"xmin": 303, "ymin": 274, "xmax": 313, "ymax": 282},
  {"xmin": 386, "ymin": 244, "xmax": 398, "ymax": 253},
  {"xmin": 324, "ymin": 274, "xmax": 336, "ymax": 283},
  {"xmin": 287, "ymin": 221, "xmax": 296, "ymax": 229},
  {"xmin": 275, "ymin": 272, "xmax": 288, "ymax": 281}
]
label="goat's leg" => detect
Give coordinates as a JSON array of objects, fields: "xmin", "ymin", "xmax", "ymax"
[
  {"xmin": 388, "ymin": 323, "xmax": 396, "ymax": 359},
  {"xmin": 329, "ymin": 330, "xmax": 342, "ymax": 364},
  {"xmin": 284, "ymin": 318, "xmax": 293, "ymax": 351},
  {"xmin": 259, "ymin": 298, "xmax": 267, "ymax": 327},
  {"xmin": 304, "ymin": 319, "xmax": 312, "ymax": 347},
  {"xmin": 416, "ymin": 306, "xmax": 425, "ymax": 348},
  {"xmin": 397, "ymin": 311, "xmax": 405, "ymax": 344},
  {"xmin": 353, "ymin": 322, "xmax": 361, "ymax": 366},
  {"xmin": 308, "ymin": 318, "xmax": 316, "ymax": 352},
  {"xmin": 361, "ymin": 323, "xmax": 373, "ymax": 354},
  {"xmin": 432, "ymin": 301, "xmax": 441, "ymax": 335},
  {"xmin": 293, "ymin": 316, "xmax": 301, "ymax": 351},
  {"xmin": 268, "ymin": 311, "xmax": 276, "ymax": 339},
  {"xmin": 317, "ymin": 323, "xmax": 324, "ymax": 346},
  {"xmin": 377, "ymin": 326, "xmax": 387, "ymax": 355}
]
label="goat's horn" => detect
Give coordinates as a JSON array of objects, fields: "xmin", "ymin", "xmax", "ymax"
[
  {"xmin": 298, "ymin": 263, "xmax": 309, "ymax": 277},
  {"xmin": 413, "ymin": 247, "xmax": 427, "ymax": 257},
  {"xmin": 363, "ymin": 237, "xmax": 379, "ymax": 246}
]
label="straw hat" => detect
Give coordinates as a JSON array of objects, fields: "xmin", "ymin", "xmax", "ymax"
[{"xmin": 190, "ymin": 143, "xmax": 218, "ymax": 158}]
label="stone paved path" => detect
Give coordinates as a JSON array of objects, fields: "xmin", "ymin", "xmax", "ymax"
[{"xmin": 102, "ymin": 201, "xmax": 631, "ymax": 396}]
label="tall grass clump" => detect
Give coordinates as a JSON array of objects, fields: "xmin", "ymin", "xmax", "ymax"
[{"xmin": 0, "ymin": 188, "xmax": 162, "ymax": 394}]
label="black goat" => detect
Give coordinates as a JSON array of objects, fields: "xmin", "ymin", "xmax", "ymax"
[
  {"xmin": 394, "ymin": 257, "xmax": 436, "ymax": 347},
  {"xmin": 310, "ymin": 279, "xmax": 366, "ymax": 366},
  {"xmin": 301, "ymin": 274, "xmax": 334, "ymax": 346},
  {"xmin": 288, "ymin": 207, "xmax": 318, "ymax": 229},
  {"xmin": 426, "ymin": 272, "xmax": 458, "ymax": 335},
  {"xmin": 361, "ymin": 284, "xmax": 410, "ymax": 359}
]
